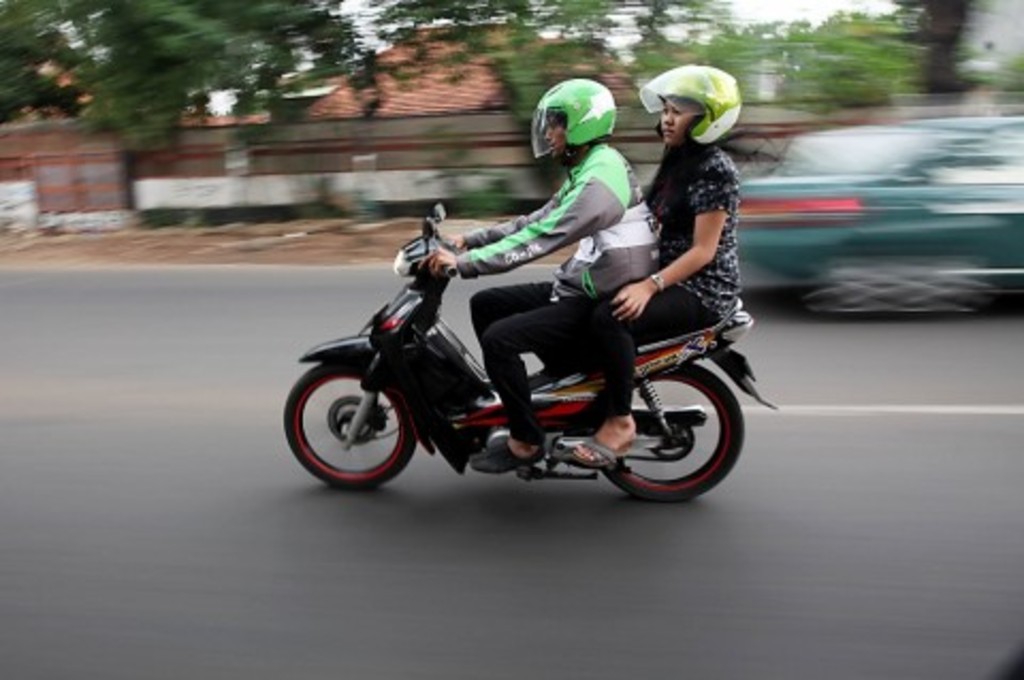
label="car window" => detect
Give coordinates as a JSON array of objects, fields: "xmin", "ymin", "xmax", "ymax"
[
  {"xmin": 774, "ymin": 128, "xmax": 935, "ymax": 177},
  {"xmin": 927, "ymin": 127, "xmax": 1024, "ymax": 185}
]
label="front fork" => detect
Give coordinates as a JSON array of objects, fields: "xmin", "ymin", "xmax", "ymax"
[{"xmin": 342, "ymin": 390, "xmax": 379, "ymax": 449}]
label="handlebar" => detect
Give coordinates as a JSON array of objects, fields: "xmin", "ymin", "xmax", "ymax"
[
  {"xmin": 430, "ymin": 238, "xmax": 460, "ymax": 279},
  {"xmin": 397, "ymin": 202, "xmax": 463, "ymax": 280}
]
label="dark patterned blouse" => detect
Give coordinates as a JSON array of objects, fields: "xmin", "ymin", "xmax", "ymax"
[{"xmin": 646, "ymin": 145, "xmax": 741, "ymax": 320}]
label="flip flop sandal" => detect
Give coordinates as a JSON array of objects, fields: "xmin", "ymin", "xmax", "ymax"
[{"xmin": 568, "ymin": 439, "xmax": 628, "ymax": 470}]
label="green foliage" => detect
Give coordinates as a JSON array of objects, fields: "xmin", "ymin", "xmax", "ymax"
[
  {"xmin": 377, "ymin": 0, "xmax": 622, "ymax": 123},
  {"xmin": 999, "ymin": 54, "xmax": 1024, "ymax": 92},
  {"xmin": 493, "ymin": 39, "xmax": 616, "ymax": 121},
  {"xmin": 380, "ymin": 2, "xmax": 923, "ymax": 119},
  {"xmin": 0, "ymin": 0, "xmax": 978, "ymax": 147},
  {"xmin": 455, "ymin": 174, "xmax": 517, "ymax": 217},
  {"xmin": 772, "ymin": 14, "xmax": 920, "ymax": 109},
  {"xmin": 66, "ymin": 1, "xmax": 222, "ymax": 146},
  {"xmin": 40, "ymin": 0, "xmax": 366, "ymax": 147},
  {"xmin": 0, "ymin": 0, "xmax": 85, "ymax": 122},
  {"xmin": 139, "ymin": 209, "xmax": 190, "ymax": 228},
  {"xmin": 377, "ymin": 0, "xmax": 628, "ymax": 188},
  {"xmin": 532, "ymin": 0, "xmax": 615, "ymax": 42},
  {"xmin": 294, "ymin": 201, "xmax": 348, "ymax": 220},
  {"xmin": 140, "ymin": 202, "xmax": 347, "ymax": 228},
  {"xmin": 377, "ymin": 0, "xmax": 531, "ymax": 41},
  {"xmin": 656, "ymin": 13, "xmax": 922, "ymax": 112}
]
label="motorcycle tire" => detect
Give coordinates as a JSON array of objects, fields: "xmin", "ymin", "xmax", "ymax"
[
  {"xmin": 284, "ymin": 364, "xmax": 416, "ymax": 490},
  {"xmin": 604, "ymin": 363, "xmax": 745, "ymax": 502}
]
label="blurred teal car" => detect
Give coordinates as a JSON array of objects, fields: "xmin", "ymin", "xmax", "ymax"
[{"xmin": 740, "ymin": 116, "xmax": 1024, "ymax": 311}]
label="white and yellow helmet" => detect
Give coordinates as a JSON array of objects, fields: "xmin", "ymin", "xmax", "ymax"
[{"xmin": 639, "ymin": 65, "xmax": 741, "ymax": 144}]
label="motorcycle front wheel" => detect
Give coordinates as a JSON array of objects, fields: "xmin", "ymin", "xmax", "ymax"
[
  {"xmin": 604, "ymin": 363, "xmax": 745, "ymax": 502},
  {"xmin": 284, "ymin": 365, "xmax": 416, "ymax": 490}
]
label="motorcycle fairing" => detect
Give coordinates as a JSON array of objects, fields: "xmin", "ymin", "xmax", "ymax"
[
  {"xmin": 299, "ymin": 335, "xmax": 375, "ymax": 367},
  {"xmin": 451, "ymin": 329, "xmax": 725, "ymax": 431},
  {"xmin": 452, "ymin": 398, "xmax": 596, "ymax": 430},
  {"xmin": 635, "ymin": 330, "xmax": 717, "ymax": 377}
]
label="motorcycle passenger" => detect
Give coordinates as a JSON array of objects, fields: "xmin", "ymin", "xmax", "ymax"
[
  {"xmin": 426, "ymin": 78, "xmax": 657, "ymax": 474},
  {"xmin": 569, "ymin": 65, "xmax": 744, "ymax": 469}
]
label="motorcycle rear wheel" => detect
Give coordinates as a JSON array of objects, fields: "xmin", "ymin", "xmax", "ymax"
[
  {"xmin": 604, "ymin": 364, "xmax": 744, "ymax": 502},
  {"xmin": 284, "ymin": 365, "xmax": 416, "ymax": 489}
]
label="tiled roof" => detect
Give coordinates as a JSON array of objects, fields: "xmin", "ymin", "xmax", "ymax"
[
  {"xmin": 305, "ymin": 80, "xmax": 367, "ymax": 119},
  {"xmin": 305, "ymin": 29, "xmax": 640, "ymax": 120},
  {"xmin": 308, "ymin": 41, "xmax": 508, "ymax": 119}
]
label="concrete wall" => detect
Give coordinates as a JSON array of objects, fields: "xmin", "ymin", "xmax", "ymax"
[
  {"xmin": 0, "ymin": 109, "xmax": 805, "ymax": 229},
  {"xmin": 36, "ymin": 211, "xmax": 133, "ymax": 231},
  {"xmin": 126, "ymin": 111, "xmax": 671, "ymax": 214},
  {"xmin": 133, "ymin": 168, "xmax": 549, "ymax": 211},
  {"xmin": 0, "ymin": 182, "xmax": 37, "ymax": 230}
]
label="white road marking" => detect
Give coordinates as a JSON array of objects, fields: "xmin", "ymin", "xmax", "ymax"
[{"xmin": 746, "ymin": 404, "xmax": 1024, "ymax": 417}]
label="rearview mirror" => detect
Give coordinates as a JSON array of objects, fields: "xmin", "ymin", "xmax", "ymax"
[{"xmin": 423, "ymin": 202, "xmax": 448, "ymax": 239}]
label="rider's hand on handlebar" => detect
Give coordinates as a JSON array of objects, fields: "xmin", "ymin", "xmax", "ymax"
[
  {"xmin": 425, "ymin": 249, "xmax": 459, "ymax": 278},
  {"xmin": 448, "ymin": 234, "xmax": 467, "ymax": 251}
]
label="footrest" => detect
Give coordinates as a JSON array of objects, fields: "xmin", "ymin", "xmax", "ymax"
[{"xmin": 516, "ymin": 466, "xmax": 598, "ymax": 481}]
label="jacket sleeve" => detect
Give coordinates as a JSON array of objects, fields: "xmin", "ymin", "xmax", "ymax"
[
  {"xmin": 456, "ymin": 177, "xmax": 626, "ymax": 278},
  {"xmin": 461, "ymin": 199, "xmax": 559, "ymax": 249}
]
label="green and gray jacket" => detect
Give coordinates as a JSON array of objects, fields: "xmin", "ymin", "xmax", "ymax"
[{"xmin": 455, "ymin": 144, "xmax": 658, "ymax": 299}]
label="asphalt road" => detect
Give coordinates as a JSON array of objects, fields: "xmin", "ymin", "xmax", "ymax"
[{"xmin": 2, "ymin": 266, "xmax": 1023, "ymax": 680}]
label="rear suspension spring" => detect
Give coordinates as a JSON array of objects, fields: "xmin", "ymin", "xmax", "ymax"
[{"xmin": 638, "ymin": 378, "xmax": 672, "ymax": 436}]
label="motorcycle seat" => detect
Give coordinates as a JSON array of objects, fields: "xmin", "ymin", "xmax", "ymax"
[{"xmin": 635, "ymin": 298, "xmax": 751, "ymax": 353}]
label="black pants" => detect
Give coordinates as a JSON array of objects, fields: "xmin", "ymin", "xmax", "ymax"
[
  {"xmin": 590, "ymin": 285, "xmax": 717, "ymax": 416},
  {"xmin": 471, "ymin": 282, "xmax": 597, "ymax": 446}
]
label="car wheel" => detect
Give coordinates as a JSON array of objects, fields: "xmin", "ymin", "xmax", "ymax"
[{"xmin": 804, "ymin": 261, "xmax": 995, "ymax": 314}]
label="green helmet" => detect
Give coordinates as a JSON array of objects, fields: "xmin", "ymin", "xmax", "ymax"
[
  {"xmin": 531, "ymin": 79, "xmax": 617, "ymax": 158},
  {"xmin": 639, "ymin": 65, "xmax": 741, "ymax": 144}
]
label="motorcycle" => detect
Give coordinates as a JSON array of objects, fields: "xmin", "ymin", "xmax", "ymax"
[{"xmin": 284, "ymin": 205, "xmax": 774, "ymax": 502}]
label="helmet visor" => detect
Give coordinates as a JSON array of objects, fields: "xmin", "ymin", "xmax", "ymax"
[
  {"xmin": 639, "ymin": 70, "xmax": 680, "ymax": 113},
  {"xmin": 661, "ymin": 95, "xmax": 705, "ymax": 115},
  {"xmin": 640, "ymin": 66, "xmax": 716, "ymax": 114},
  {"xmin": 531, "ymin": 108, "xmax": 567, "ymax": 158}
]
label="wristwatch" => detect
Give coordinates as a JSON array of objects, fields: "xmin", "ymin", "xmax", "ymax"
[{"xmin": 649, "ymin": 273, "xmax": 665, "ymax": 293}]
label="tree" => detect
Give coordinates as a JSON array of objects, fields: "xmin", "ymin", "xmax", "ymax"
[
  {"xmin": 50, "ymin": 0, "xmax": 366, "ymax": 147},
  {"xmin": 0, "ymin": 0, "xmax": 85, "ymax": 122},
  {"xmin": 618, "ymin": 0, "xmax": 726, "ymax": 44},
  {"xmin": 672, "ymin": 12, "xmax": 920, "ymax": 111},
  {"xmin": 1, "ymin": 0, "xmax": 971, "ymax": 146},
  {"xmin": 375, "ymin": 0, "xmax": 626, "ymax": 121},
  {"xmin": 896, "ymin": 0, "xmax": 973, "ymax": 94},
  {"xmin": 373, "ymin": 0, "xmax": 633, "ymax": 189},
  {"xmin": 773, "ymin": 13, "xmax": 920, "ymax": 109}
]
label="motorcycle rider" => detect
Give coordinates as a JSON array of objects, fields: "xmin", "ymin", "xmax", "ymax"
[
  {"xmin": 570, "ymin": 65, "xmax": 744, "ymax": 468},
  {"xmin": 426, "ymin": 78, "xmax": 657, "ymax": 474}
]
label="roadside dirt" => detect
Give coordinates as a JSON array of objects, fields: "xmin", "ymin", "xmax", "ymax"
[{"xmin": 0, "ymin": 219, "xmax": 464, "ymax": 267}]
